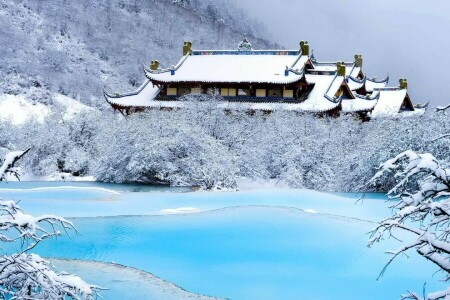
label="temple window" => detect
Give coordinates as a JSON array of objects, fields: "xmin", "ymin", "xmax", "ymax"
[
  {"xmin": 283, "ymin": 89, "xmax": 294, "ymax": 98},
  {"xmin": 220, "ymin": 88, "xmax": 237, "ymax": 96},
  {"xmin": 167, "ymin": 87, "xmax": 177, "ymax": 96},
  {"xmin": 256, "ymin": 89, "xmax": 266, "ymax": 97}
]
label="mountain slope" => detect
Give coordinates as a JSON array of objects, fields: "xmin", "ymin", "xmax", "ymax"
[{"xmin": 0, "ymin": 0, "xmax": 278, "ymax": 108}]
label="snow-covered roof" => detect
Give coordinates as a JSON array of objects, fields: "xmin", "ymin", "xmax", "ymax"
[
  {"xmin": 366, "ymin": 76, "xmax": 389, "ymax": 92},
  {"xmin": 296, "ymin": 74, "xmax": 344, "ymax": 112},
  {"xmin": 144, "ymin": 50, "xmax": 309, "ymax": 84},
  {"xmin": 371, "ymin": 88, "xmax": 409, "ymax": 117},
  {"xmin": 104, "ymin": 80, "xmax": 161, "ymax": 108},
  {"xmin": 342, "ymin": 92, "xmax": 379, "ymax": 113},
  {"xmin": 347, "ymin": 76, "xmax": 366, "ymax": 91}
]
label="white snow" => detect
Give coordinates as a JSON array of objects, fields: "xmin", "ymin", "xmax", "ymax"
[
  {"xmin": 365, "ymin": 78, "xmax": 389, "ymax": 92},
  {"xmin": 342, "ymin": 95, "xmax": 378, "ymax": 113},
  {"xmin": 296, "ymin": 74, "xmax": 342, "ymax": 112},
  {"xmin": 104, "ymin": 80, "xmax": 162, "ymax": 108},
  {"xmin": 0, "ymin": 94, "xmax": 50, "ymax": 125},
  {"xmin": 53, "ymin": 93, "xmax": 93, "ymax": 120},
  {"xmin": 371, "ymin": 89, "xmax": 407, "ymax": 117},
  {"xmin": 145, "ymin": 53, "xmax": 308, "ymax": 84},
  {"xmin": 159, "ymin": 207, "xmax": 202, "ymax": 215},
  {"xmin": 346, "ymin": 77, "xmax": 365, "ymax": 90}
]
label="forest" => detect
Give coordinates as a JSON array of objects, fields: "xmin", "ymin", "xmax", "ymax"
[{"xmin": 0, "ymin": 94, "xmax": 447, "ymax": 191}]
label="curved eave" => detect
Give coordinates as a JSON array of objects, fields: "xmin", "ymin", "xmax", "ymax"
[
  {"xmin": 342, "ymin": 93, "xmax": 380, "ymax": 113},
  {"xmin": 347, "ymin": 75, "xmax": 367, "ymax": 90},
  {"xmin": 354, "ymin": 90, "xmax": 380, "ymax": 101},
  {"xmin": 103, "ymin": 80, "xmax": 161, "ymax": 109},
  {"xmin": 367, "ymin": 75, "xmax": 389, "ymax": 84},
  {"xmin": 415, "ymin": 101, "xmax": 430, "ymax": 109}
]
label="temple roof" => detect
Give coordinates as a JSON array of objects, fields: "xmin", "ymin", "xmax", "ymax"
[
  {"xmin": 342, "ymin": 92, "xmax": 380, "ymax": 113},
  {"xmin": 365, "ymin": 76, "xmax": 389, "ymax": 92},
  {"xmin": 144, "ymin": 50, "xmax": 309, "ymax": 84},
  {"xmin": 297, "ymin": 74, "xmax": 344, "ymax": 112},
  {"xmin": 371, "ymin": 88, "xmax": 411, "ymax": 117},
  {"xmin": 104, "ymin": 80, "xmax": 160, "ymax": 108}
]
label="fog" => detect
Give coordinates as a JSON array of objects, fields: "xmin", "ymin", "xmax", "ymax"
[{"xmin": 232, "ymin": 0, "xmax": 450, "ymax": 106}]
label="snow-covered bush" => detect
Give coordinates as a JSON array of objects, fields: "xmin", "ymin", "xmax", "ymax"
[
  {"xmin": 369, "ymin": 151, "xmax": 450, "ymax": 299},
  {"xmin": 2, "ymin": 93, "xmax": 450, "ymax": 192},
  {"xmin": 0, "ymin": 150, "xmax": 102, "ymax": 299},
  {"xmin": 94, "ymin": 111, "xmax": 237, "ymax": 190}
]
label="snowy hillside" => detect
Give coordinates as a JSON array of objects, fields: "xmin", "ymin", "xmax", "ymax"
[{"xmin": 0, "ymin": 0, "xmax": 277, "ymax": 108}]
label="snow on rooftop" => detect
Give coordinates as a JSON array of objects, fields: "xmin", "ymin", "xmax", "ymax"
[
  {"xmin": 296, "ymin": 75, "xmax": 342, "ymax": 112},
  {"xmin": 342, "ymin": 96, "xmax": 378, "ymax": 113},
  {"xmin": 105, "ymin": 80, "xmax": 161, "ymax": 108},
  {"xmin": 349, "ymin": 66, "xmax": 362, "ymax": 78},
  {"xmin": 145, "ymin": 53, "xmax": 309, "ymax": 84},
  {"xmin": 347, "ymin": 77, "xmax": 365, "ymax": 90},
  {"xmin": 371, "ymin": 89, "xmax": 407, "ymax": 117},
  {"xmin": 366, "ymin": 77, "xmax": 389, "ymax": 92}
]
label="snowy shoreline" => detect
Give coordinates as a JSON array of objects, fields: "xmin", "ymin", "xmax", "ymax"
[{"xmin": 49, "ymin": 258, "xmax": 224, "ymax": 300}]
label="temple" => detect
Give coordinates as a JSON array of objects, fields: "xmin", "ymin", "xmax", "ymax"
[{"xmin": 104, "ymin": 40, "xmax": 426, "ymax": 118}]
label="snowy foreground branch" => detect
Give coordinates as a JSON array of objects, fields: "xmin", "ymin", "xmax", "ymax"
[
  {"xmin": 369, "ymin": 150, "xmax": 450, "ymax": 299},
  {"xmin": 0, "ymin": 200, "xmax": 103, "ymax": 299},
  {"xmin": 0, "ymin": 148, "xmax": 30, "ymax": 181},
  {"xmin": 0, "ymin": 150, "xmax": 103, "ymax": 299}
]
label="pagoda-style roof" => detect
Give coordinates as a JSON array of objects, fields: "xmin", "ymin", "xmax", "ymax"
[
  {"xmin": 144, "ymin": 50, "xmax": 310, "ymax": 85},
  {"xmin": 104, "ymin": 80, "xmax": 161, "ymax": 109},
  {"xmin": 370, "ymin": 86, "xmax": 422, "ymax": 118},
  {"xmin": 104, "ymin": 40, "xmax": 421, "ymax": 118},
  {"xmin": 342, "ymin": 92, "xmax": 380, "ymax": 113}
]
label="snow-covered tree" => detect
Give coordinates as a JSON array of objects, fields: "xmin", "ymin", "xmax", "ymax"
[
  {"xmin": 0, "ymin": 150, "xmax": 102, "ymax": 299},
  {"xmin": 0, "ymin": 148, "xmax": 29, "ymax": 181},
  {"xmin": 173, "ymin": 0, "xmax": 189, "ymax": 8},
  {"xmin": 238, "ymin": 36, "xmax": 253, "ymax": 51},
  {"xmin": 369, "ymin": 150, "xmax": 450, "ymax": 299}
]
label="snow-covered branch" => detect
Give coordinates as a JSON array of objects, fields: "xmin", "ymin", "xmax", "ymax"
[
  {"xmin": 436, "ymin": 104, "xmax": 450, "ymax": 113},
  {"xmin": 0, "ymin": 148, "xmax": 102, "ymax": 298},
  {"xmin": 0, "ymin": 148, "xmax": 30, "ymax": 181},
  {"xmin": 369, "ymin": 150, "xmax": 450, "ymax": 299}
]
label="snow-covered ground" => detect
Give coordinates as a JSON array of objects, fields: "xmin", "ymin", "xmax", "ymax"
[
  {"xmin": 0, "ymin": 93, "xmax": 92, "ymax": 125},
  {"xmin": 0, "ymin": 94, "xmax": 50, "ymax": 125}
]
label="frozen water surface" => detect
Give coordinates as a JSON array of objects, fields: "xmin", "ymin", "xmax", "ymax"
[{"xmin": 0, "ymin": 182, "xmax": 445, "ymax": 299}]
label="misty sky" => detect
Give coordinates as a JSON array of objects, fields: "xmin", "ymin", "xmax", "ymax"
[{"xmin": 232, "ymin": 0, "xmax": 450, "ymax": 106}]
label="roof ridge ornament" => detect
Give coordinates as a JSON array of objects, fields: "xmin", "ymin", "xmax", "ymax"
[
  {"xmin": 183, "ymin": 41, "xmax": 193, "ymax": 56},
  {"xmin": 150, "ymin": 60, "xmax": 160, "ymax": 71},
  {"xmin": 337, "ymin": 61, "xmax": 346, "ymax": 76},
  {"xmin": 238, "ymin": 35, "xmax": 253, "ymax": 51},
  {"xmin": 354, "ymin": 54, "xmax": 363, "ymax": 68},
  {"xmin": 399, "ymin": 78, "xmax": 408, "ymax": 89},
  {"xmin": 300, "ymin": 41, "xmax": 310, "ymax": 56}
]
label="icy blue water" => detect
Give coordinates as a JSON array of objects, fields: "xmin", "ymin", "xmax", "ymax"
[{"xmin": 0, "ymin": 182, "xmax": 445, "ymax": 299}]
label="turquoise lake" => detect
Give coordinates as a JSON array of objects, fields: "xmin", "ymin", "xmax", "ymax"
[{"xmin": 0, "ymin": 182, "xmax": 445, "ymax": 299}]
